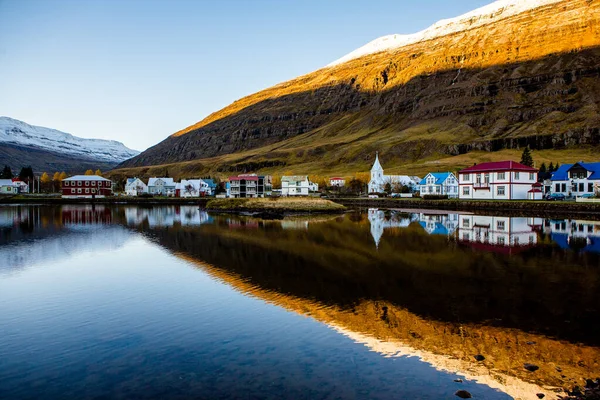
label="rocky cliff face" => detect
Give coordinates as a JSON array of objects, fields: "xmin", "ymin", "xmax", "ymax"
[{"xmin": 119, "ymin": 0, "xmax": 600, "ymax": 170}]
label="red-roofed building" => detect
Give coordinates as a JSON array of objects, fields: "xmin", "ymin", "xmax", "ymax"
[
  {"xmin": 458, "ymin": 161, "xmax": 538, "ymax": 200},
  {"xmin": 329, "ymin": 177, "xmax": 345, "ymax": 187}
]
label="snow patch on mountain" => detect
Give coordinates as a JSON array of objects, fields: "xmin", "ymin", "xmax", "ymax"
[
  {"xmin": 0, "ymin": 117, "xmax": 140, "ymax": 163},
  {"xmin": 327, "ymin": 0, "xmax": 563, "ymax": 67}
]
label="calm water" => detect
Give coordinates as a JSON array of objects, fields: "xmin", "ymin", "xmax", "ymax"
[{"xmin": 1, "ymin": 205, "xmax": 599, "ymax": 400}]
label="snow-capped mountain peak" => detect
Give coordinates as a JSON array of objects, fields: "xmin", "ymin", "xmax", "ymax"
[
  {"xmin": 0, "ymin": 117, "xmax": 140, "ymax": 163},
  {"xmin": 327, "ymin": 0, "xmax": 563, "ymax": 67}
]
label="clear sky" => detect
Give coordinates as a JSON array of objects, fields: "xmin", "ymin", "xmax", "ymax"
[{"xmin": 0, "ymin": 0, "xmax": 491, "ymax": 151}]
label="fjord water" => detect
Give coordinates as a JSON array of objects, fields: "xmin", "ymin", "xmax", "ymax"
[{"xmin": 1, "ymin": 206, "xmax": 599, "ymax": 400}]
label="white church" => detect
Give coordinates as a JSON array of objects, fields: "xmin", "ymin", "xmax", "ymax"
[{"xmin": 368, "ymin": 152, "xmax": 420, "ymax": 194}]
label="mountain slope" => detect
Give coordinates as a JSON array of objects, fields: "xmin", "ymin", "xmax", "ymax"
[
  {"xmin": 117, "ymin": 0, "xmax": 600, "ymax": 174},
  {"xmin": 0, "ymin": 117, "xmax": 139, "ymax": 173}
]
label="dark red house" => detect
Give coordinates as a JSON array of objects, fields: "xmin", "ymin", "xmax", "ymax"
[{"xmin": 61, "ymin": 175, "xmax": 113, "ymax": 198}]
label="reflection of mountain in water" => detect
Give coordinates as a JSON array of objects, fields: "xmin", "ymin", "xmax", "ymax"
[
  {"xmin": 3, "ymin": 205, "xmax": 600, "ymax": 397},
  {"xmin": 133, "ymin": 212, "xmax": 600, "ymax": 397}
]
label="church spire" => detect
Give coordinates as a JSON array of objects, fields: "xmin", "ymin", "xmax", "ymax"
[{"xmin": 371, "ymin": 152, "xmax": 383, "ymax": 172}]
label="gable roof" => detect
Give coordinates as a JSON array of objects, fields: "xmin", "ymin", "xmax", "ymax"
[
  {"xmin": 63, "ymin": 175, "xmax": 111, "ymax": 181},
  {"xmin": 282, "ymin": 175, "xmax": 309, "ymax": 182},
  {"xmin": 459, "ymin": 161, "xmax": 537, "ymax": 174},
  {"xmin": 419, "ymin": 172, "xmax": 453, "ymax": 185},
  {"xmin": 551, "ymin": 162, "xmax": 600, "ymax": 181},
  {"xmin": 0, "ymin": 179, "xmax": 16, "ymax": 187},
  {"xmin": 148, "ymin": 177, "xmax": 175, "ymax": 186}
]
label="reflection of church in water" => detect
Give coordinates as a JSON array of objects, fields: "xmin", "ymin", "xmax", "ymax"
[{"xmin": 368, "ymin": 209, "xmax": 458, "ymax": 247}]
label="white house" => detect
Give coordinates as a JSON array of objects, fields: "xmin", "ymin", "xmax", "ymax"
[
  {"xmin": 309, "ymin": 181, "xmax": 319, "ymax": 192},
  {"xmin": 368, "ymin": 153, "xmax": 420, "ymax": 193},
  {"xmin": 148, "ymin": 177, "xmax": 176, "ymax": 196},
  {"xmin": 419, "ymin": 172, "xmax": 459, "ymax": 198},
  {"xmin": 329, "ymin": 177, "xmax": 346, "ymax": 187},
  {"xmin": 550, "ymin": 162, "xmax": 600, "ymax": 197},
  {"xmin": 0, "ymin": 179, "xmax": 19, "ymax": 194},
  {"xmin": 458, "ymin": 161, "xmax": 538, "ymax": 200},
  {"xmin": 457, "ymin": 214, "xmax": 542, "ymax": 253},
  {"xmin": 281, "ymin": 176, "xmax": 311, "ymax": 196},
  {"xmin": 179, "ymin": 179, "xmax": 210, "ymax": 197},
  {"xmin": 125, "ymin": 178, "xmax": 148, "ymax": 196}
]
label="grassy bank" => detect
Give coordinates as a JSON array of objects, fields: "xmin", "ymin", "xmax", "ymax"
[{"xmin": 206, "ymin": 197, "xmax": 346, "ymax": 213}]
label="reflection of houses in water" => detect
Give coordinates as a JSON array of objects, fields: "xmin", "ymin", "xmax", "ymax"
[
  {"xmin": 545, "ymin": 219, "xmax": 600, "ymax": 253},
  {"xmin": 62, "ymin": 205, "xmax": 112, "ymax": 225},
  {"xmin": 0, "ymin": 206, "xmax": 31, "ymax": 228},
  {"xmin": 368, "ymin": 209, "xmax": 418, "ymax": 247},
  {"xmin": 418, "ymin": 212, "xmax": 459, "ymax": 236},
  {"xmin": 457, "ymin": 215, "xmax": 542, "ymax": 254},
  {"xmin": 125, "ymin": 206, "xmax": 211, "ymax": 228},
  {"xmin": 369, "ymin": 209, "xmax": 460, "ymax": 246}
]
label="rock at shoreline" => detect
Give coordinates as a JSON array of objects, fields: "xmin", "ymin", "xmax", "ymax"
[{"xmin": 455, "ymin": 389, "xmax": 472, "ymax": 398}]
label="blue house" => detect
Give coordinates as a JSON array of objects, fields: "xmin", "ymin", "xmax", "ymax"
[
  {"xmin": 419, "ymin": 172, "xmax": 458, "ymax": 198},
  {"xmin": 550, "ymin": 162, "xmax": 600, "ymax": 196},
  {"xmin": 202, "ymin": 178, "xmax": 218, "ymax": 196}
]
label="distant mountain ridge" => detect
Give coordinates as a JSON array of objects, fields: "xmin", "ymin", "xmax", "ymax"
[
  {"xmin": 0, "ymin": 117, "xmax": 139, "ymax": 173},
  {"xmin": 116, "ymin": 0, "xmax": 600, "ymax": 176}
]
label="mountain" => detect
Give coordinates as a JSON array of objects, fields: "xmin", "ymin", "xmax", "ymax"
[
  {"xmin": 115, "ymin": 0, "xmax": 600, "ymax": 177},
  {"xmin": 0, "ymin": 117, "xmax": 139, "ymax": 173}
]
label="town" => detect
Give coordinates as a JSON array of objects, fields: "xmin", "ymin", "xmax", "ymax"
[{"xmin": 1, "ymin": 150, "xmax": 599, "ymax": 202}]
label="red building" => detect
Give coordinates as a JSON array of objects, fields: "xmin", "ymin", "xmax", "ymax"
[{"xmin": 61, "ymin": 175, "xmax": 113, "ymax": 198}]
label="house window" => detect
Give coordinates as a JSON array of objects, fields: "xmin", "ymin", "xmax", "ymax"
[
  {"xmin": 515, "ymin": 172, "xmax": 520, "ymax": 180},
  {"xmin": 497, "ymin": 186, "xmax": 506, "ymax": 196},
  {"xmin": 92, "ymin": 181, "xmax": 96, "ymax": 186},
  {"xmin": 464, "ymin": 174, "xmax": 471, "ymax": 181},
  {"xmin": 85, "ymin": 181, "xmax": 89, "ymax": 186},
  {"xmin": 78, "ymin": 181, "xmax": 82, "ymax": 186},
  {"xmin": 498, "ymin": 236, "xmax": 505, "ymax": 245},
  {"xmin": 555, "ymin": 183, "xmax": 561, "ymax": 192},
  {"xmin": 498, "ymin": 172, "xmax": 505, "ymax": 180},
  {"xmin": 497, "ymin": 221, "xmax": 505, "ymax": 231},
  {"xmin": 529, "ymin": 173, "xmax": 535, "ymax": 180},
  {"xmin": 462, "ymin": 233, "xmax": 470, "ymax": 241},
  {"xmin": 64, "ymin": 181, "xmax": 69, "ymax": 186},
  {"xmin": 562, "ymin": 183, "xmax": 567, "ymax": 192},
  {"xmin": 85, "ymin": 188, "xmax": 89, "ymax": 193},
  {"xmin": 514, "ymin": 237, "xmax": 520, "ymax": 246},
  {"xmin": 579, "ymin": 183, "xmax": 584, "ymax": 192},
  {"xmin": 589, "ymin": 183, "xmax": 594, "ymax": 192},
  {"xmin": 71, "ymin": 189, "xmax": 75, "ymax": 194},
  {"xmin": 462, "ymin": 219, "xmax": 470, "ymax": 228},
  {"xmin": 463, "ymin": 187, "xmax": 470, "ymax": 195},
  {"xmin": 77, "ymin": 188, "xmax": 82, "ymax": 193}
]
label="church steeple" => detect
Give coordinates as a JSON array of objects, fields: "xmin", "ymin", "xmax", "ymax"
[{"xmin": 371, "ymin": 152, "xmax": 383, "ymax": 173}]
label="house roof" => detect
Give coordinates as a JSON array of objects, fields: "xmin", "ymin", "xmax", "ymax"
[
  {"xmin": 282, "ymin": 175, "xmax": 309, "ymax": 182},
  {"xmin": 419, "ymin": 172, "xmax": 453, "ymax": 185},
  {"xmin": 63, "ymin": 175, "xmax": 111, "ymax": 181},
  {"xmin": 229, "ymin": 175, "xmax": 258, "ymax": 181},
  {"xmin": 551, "ymin": 162, "xmax": 600, "ymax": 181},
  {"xmin": 459, "ymin": 161, "xmax": 537, "ymax": 174},
  {"xmin": 330, "ymin": 177, "xmax": 344, "ymax": 180},
  {"xmin": 148, "ymin": 177, "xmax": 175, "ymax": 186},
  {"xmin": 203, "ymin": 178, "xmax": 217, "ymax": 188},
  {"xmin": 0, "ymin": 179, "xmax": 16, "ymax": 187}
]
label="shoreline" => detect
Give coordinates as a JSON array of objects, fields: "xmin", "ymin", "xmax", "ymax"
[
  {"xmin": 3, "ymin": 195, "xmax": 600, "ymax": 219},
  {"xmin": 335, "ymin": 197, "xmax": 600, "ymax": 217}
]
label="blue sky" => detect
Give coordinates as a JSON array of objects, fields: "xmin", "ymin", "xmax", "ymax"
[{"xmin": 0, "ymin": 0, "xmax": 491, "ymax": 151}]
